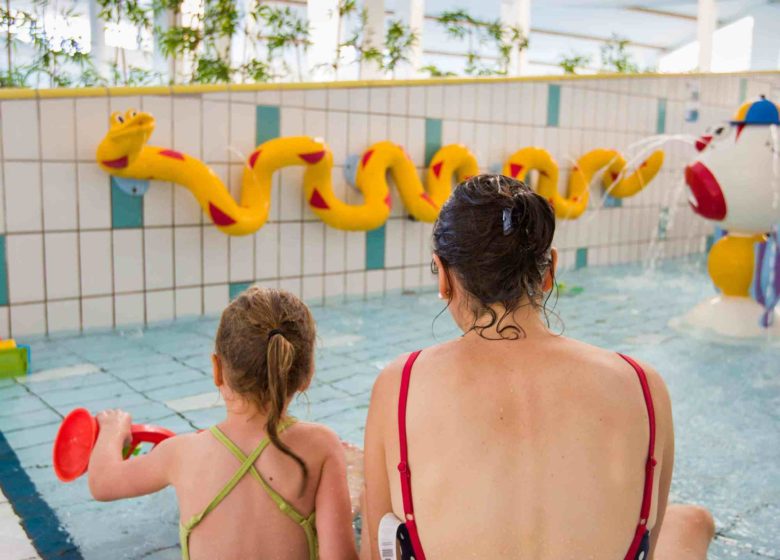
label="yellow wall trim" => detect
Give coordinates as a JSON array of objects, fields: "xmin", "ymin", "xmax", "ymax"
[{"xmin": 0, "ymin": 70, "xmax": 777, "ymax": 101}]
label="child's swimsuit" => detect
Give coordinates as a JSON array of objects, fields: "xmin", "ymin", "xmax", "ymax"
[
  {"xmin": 395, "ymin": 351, "xmax": 656, "ymax": 560},
  {"xmin": 179, "ymin": 421, "xmax": 318, "ymax": 560}
]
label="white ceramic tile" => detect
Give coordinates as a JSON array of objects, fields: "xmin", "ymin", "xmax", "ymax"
[
  {"xmin": 144, "ymin": 182, "xmax": 174, "ymax": 226},
  {"xmin": 6, "ymin": 234, "xmax": 44, "ymax": 304},
  {"xmin": 10, "ymin": 303, "xmax": 45, "ymax": 336},
  {"xmin": 202, "ymin": 101, "xmax": 229, "ymax": 163},
  {"xmin": 174, "ymin": 226, "xmax": 202, "ymax": 286},
  {"xmin": 278, "ymin": 276, "xmax": 302, "ymax": 297},
  {"xmin": 77, "ymin": 163, "xmax": 111, "ymax": 230},
  {"xmin": 425, "ymin": 85, "xmax": 444, "ymax": 119},
  {"xmin": 324, "ymin": 228, "xmax": 346, "ymax": 273},
  {"xmin": 145, "ymin": 228, "xmax": 174, "ymax": 290},
  {"xmin": 173, "ymin": 97, "xmax": 202, "ymax": 157},
  {"xmin": 39, "ymin": 99, "xmax": 76, "ymax": 160},
  {"xmin": 4, "ymin": 162, "xmax": 41, "ymax": 232},
  {"xmin": 203, "ymin": 227, "xmax": 228, "ymax": 284},
  {"xmin": 146, "ymin": 289, "xmax": 175, "ymax": 323},
  {"xmin": 388, "ymin": 87, "xmax": 408, "ymax": 115},
  {"xmin": 406, "ymin": 118, "xmax": 425, "ymax": 167},
  {"xmin": 368, "ymin": 114, "xmax": 388, "ymax": 144},
  {"xmin": 403, "ymin": 266, "xmax": 421, "ymax": 290},
  {"xmin": 349, "ymin": 89, "xmax": 369, "ymax": 113},
  {"xmin": 174, "ymin": 183, "xmax": 203, "ymax": 225},
  {"xmin": 302, "ymin": 222, "xmax": 325, "ymax": 275},
  {"xmin": 302, "ymin": 275, "xmax": 324, "ymax": 303},
  {"xmin": 230, "ymin": 102, "xmax": 256, "ymax": 163},
  {"xmin": 385, "ymin": 269, "xmax": 402, "ymax": 292},
  {"xmin": 75, "ymin": 97, "xmax": 109, "ymax": 161},
  {"xmin": 384, "ymin": 219, "xmax": 404, "ymax": 268},
  {"xmin": 175, "ymin": 286, "xmax": 202, "ymax": 317},
  {"xmin": 345, "ymin": 271, "xmax": 364, "ymax": 297},
  {"xmin": 112, "ymin": 229, "xmax": 143, "ymax": 293},
  {"xmin": 279, "ymin": 223, "xmax": 302, "ymax": 277},
  {"xmin": 46, "ymin": 299, "xmax": 81, "ymax": 333},
  {"xmin": 404, "ymin": 220, "xmax": 423, "ymax": 266},
  {"xmin": 140, "ymin": 96, "xmax": 172, "ymax": 147},
  {"xmin": 255, "ymin": 223, "xmax": 279, "ymax": 279},
  {"xmin": 41, "ymin": 163, "xmax": 77, "ymax": 231},
  {"xmin": 328, "ymin": 89, "xmax": 349, "ymax": 111},
  {"xmin": 305, "ymin": 109, "xmax": 327, "ymax": 139},
  {"xmin": 44, "ymin": 232, "xmax": 79, "ymax": 300},
  {"xmin": 278, "ymin": 167, "xmax": 304, "ymax": 220},
  {"xmin": 115, "ymin": 293, "xmax": 144, "ymax": 326},
  {"xmin": 0, "ymin": 307, "xmax": 9, "ymax": 338},
  {"xmin": 475, "ymin": 84, "xmax": 492, "ymax": 122},
  {"xmin": 81, "ymin": 296, "xmax": 113, "ymax": 329},
  {"xmin": 282, "ymin": 89, "xmax": 305, "ymax": 107},
  {"xmin": 408, "ymin": 87, "xmax": 426, "ymax": 117},
  {"xmin": 80, "ymin": 231, "xmax": 113, "ymax": 297},
  {"xmin": 229, "ymin": 234, "xmax": 254, "ymax": 282},
  {"xmin": 326, "ymin": 112, "xmax": 348, "ymax": 163},
  {"xmin": 281, "ymin": 107, "xmax": 304, "ymax": 136},
  {"xmin": 1, "ymin": 100, "xmax": 39, "ymax": 160},
  {"xmin": 366, "ymin": 270, "xmax": 384, "ymax": 294},
  {"xmin": 109, "ymin": 96, "xmax": 141, "ymax": 114},
  {"xmin": 345, "ymin": 231, "xmax": 365, "ymax": 271},
  {"xmin": 257, "ymin": 90, "xmax": 282, "ymax": 106},
  {"xmin": 204, "ymin": 284, "xmax": 229, "ymax": 314},
  {"xmin": 305, "ymin": 89, "xmax": 328, "ymax": 109},
  {"xmin": 369, "ymin": 87, "xmax": 389, "ymax": 114}
]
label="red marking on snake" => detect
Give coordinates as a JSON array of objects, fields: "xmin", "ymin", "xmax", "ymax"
[
  {"xmin": 159, "ymin": 149, "xmax": 184, "ymax": 161},
  {"xmin": 102, "ymin": 156, "xmax": 129, "ymax": 169},
  {"xmin": 420, "ymin": 193, "xmax": 438, "ymax": 209},
  {"xmin": 362, "ymin": 150, "xmax": 374, "ymax": 168},
  {"xmin": 299, "ymin": 151, "xmax": 325, "ymax": 164},
  {"xmin": 610, "ymin": 171, "xmax": 619, "ymax": 181},
  {"xmin": 209, "ymin": 203, "xmax": 236, "ymax": 227},
  {"xmin": 309, "ymin": 189, "xmax": 330, "ymax": 210},
  {"xmin": 640, "ymin": 160, "xmax": 649, "ymax": 168},
  {"xmin": 510, "ymin": 163, "xmax": 523, "ymax": 178},
  {"xmin": 539, "ymin": 170, "xmax": 550, "ymax": 178},
  {"xmin": 432, "ymin": 161, "xmax": 443, "ymax": 179},
  {"xmin": 384, "ymin": 193, "xmax": 392, "ymax": 209},
  {"xmin": 249, "ymin": 150, "xmax": 261, "ymax": 168}
]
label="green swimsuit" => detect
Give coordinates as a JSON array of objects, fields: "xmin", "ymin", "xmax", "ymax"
[{"xmin": 179, "ymin": 422, "xmax": 318, "ymax": 560}]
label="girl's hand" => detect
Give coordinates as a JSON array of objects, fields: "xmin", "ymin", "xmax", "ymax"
[{"xmin": 96, "ymin": 409, "xmax": 132, "ymax": 443}]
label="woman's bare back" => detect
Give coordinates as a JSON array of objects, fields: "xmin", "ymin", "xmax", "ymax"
[{"xmin": 373, "ymin": 333, "xmax": 672, "ymax": 559}]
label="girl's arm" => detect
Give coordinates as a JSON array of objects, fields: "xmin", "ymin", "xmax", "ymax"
[
  {"xmin": 88, "ymin": 409, "xmax": 179, "ymax": 501},
  {"xmin": 314, "ymin": 428, "xmax": 359, "ymax": 560}
]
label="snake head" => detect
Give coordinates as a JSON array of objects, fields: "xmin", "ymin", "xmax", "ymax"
[{"xmin": 96, "ymin": 110, "xmax": 156, "ymax": 171}]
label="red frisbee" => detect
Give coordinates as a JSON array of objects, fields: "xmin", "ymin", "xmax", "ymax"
[{"xmin": 53, "ymin": 408, "xmax": 176, "ymax": 483}]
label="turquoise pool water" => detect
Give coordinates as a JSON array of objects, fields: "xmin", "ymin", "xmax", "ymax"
[{"xmin": 0, "ymin": 258, "xmax": 777, "ymax": 559}]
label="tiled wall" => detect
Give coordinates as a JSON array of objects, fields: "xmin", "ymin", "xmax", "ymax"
[{"xmin": 0, "ymin": 72, "xmax": 778, "ymax": 337}]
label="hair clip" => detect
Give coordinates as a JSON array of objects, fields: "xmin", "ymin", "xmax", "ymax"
[{"xmin": 502, "ymin": 207, "xmax": 514, "ymax": 236}]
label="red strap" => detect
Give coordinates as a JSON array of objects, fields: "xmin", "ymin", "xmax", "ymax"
[
  {"xmin": 618, "ymin": 354, "xmax": 657, "ymax": 560},
  {"xmin": 398, "ymin": 350, "xmax": 426, "ymax": 560}
]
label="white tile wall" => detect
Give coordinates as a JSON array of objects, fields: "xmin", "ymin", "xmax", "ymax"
[{"xmin": 1, "ymin": 73, "xmax": 772, "ymax": 336}]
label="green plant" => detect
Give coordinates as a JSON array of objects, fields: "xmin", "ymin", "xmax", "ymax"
[
  {"xmin": 96, "ymin": 0, "xmax": 155, "ymax": 84},
  {"xmin": 600, "ymin": 35, "xmax": 639, "ymax": 74},
  {"xmin": 382, "ymin": 19, "xmax": 417, "ymax": 77},
  {"xmin": 252, "ymin": 4, "xmax": 311, "ymax": 82},
  {"xmin": 420, "ymin": 64, "xmax": 456, "ymax": 78},
  {"xmin": 559, "ymin": 53, "xmax": 591, "ymax": 74}
]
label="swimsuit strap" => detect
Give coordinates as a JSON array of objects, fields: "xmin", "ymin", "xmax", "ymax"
[
  {"xmin": 618, "ymin": 353, "xmax": 658, "ymax": 560},
  {"xmin": 397, "ymin": 350, "xmax": 427, "ymax": 560}
]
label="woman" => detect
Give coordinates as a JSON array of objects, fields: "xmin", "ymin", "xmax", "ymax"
[{"xmin": 362, "ymin": 175, "xmax": 714, "ymax": 559}]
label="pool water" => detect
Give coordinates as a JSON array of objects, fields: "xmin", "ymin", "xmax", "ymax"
[{"xmin": 0, "ymin": 258, "xmax": 777, "ymax": 559}]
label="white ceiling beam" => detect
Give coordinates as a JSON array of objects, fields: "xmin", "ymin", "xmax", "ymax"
[{"xmin": 697, "ymin": 0, "xmax": 717, "ymax": 71}]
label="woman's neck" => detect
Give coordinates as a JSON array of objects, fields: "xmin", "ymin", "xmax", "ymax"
[{"xmin": 464, "ymin": 302, "xmax": 551, "ymax": 340}]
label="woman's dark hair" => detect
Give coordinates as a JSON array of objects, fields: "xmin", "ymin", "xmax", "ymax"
[
  {"xmin": 215, "ymin": 286, "xmax": 316, "ymax": 493},
  {"xmin": 432, "ymin": 174, "xmax": 556, "ymax": 339}
]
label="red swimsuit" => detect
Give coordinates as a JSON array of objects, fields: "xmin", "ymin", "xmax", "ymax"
[{"xmin": 397, "ymin": 351, "xmax": 657, "ymax": 560}]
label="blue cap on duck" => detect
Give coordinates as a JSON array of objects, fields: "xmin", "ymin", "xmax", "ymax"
[{"xmin": 731, "ymin": 95, "xmax": 780, "ymax": 125}]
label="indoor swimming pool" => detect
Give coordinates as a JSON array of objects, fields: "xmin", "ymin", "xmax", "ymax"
[{"xmin": 0, "ymin": 258, "xmax": 777, "ymax": 559}]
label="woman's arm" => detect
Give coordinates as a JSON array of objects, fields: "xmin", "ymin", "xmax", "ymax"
[
  {"xmin": 314, "ymin": 428, "xmax": 359, "ymax": 560},
  {"xmin": 362, "ymin": 360, "xmax": 402, "ymax": 560},
  {"xmin": 87, "ymin": 409, "xmax": 178, "ymax": 501}
]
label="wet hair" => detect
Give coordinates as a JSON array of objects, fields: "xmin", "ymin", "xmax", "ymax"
[
  {"xmin": 215, "ymin": 286, "xmax": 316, "ymax": 490},
  {"xmin": 432, "ymin": 174, "xmax": 556, "ymax": 339}
]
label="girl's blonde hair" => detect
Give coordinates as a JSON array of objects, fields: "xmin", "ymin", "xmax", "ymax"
[{"xmin": 215, "ymin": 286, "xmax": 316, "ymax": 488}]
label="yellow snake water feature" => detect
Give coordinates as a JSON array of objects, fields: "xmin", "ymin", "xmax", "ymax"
[{"xmin": 96, "ymin": 110, "xmax": 664, "ymax": 235}]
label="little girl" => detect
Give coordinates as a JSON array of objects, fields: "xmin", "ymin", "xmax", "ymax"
[{"xmin": 88, "ymin": 287, "xmax": 359, "ymax": 560}]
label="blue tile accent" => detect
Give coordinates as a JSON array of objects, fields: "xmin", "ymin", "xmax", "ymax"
[
  {"xmin": 0, "ymin": 235, "xmax": 7, "ymax": 305},
  {"xmin": 0, "ymin": 430, "xmax": 83, "ymax": 558},
  {"xmin": 575, "ymin": 247, "xmax": 588, "ymax": 269},
  {"xmin": 656, "ymin": 98, "xmax": 667, "ymax": 134},
  {"xmin": 365, "ymin": 225, "xmax": 386, "ymax": 270},
  {"xmin": 229, "ymin": 281, "xmax": 253, "ymax": 300},
  {"xmin": 111, "ymin": 177, "xmax": 144, "ymax": 229},
  {"xmin": 603, "ymin": 195, "xmax": 623, "ymax": 208},
  {"xmin": 547, "ymin": 84, "xmax": 561, "ymax": 127},
  {"xmin": 256, "ymin": 105, "xmax": 280, "ymax": 144},
  {"xmin": 424, "ymin": 118, "xmax": 442, "ymax": 166}
]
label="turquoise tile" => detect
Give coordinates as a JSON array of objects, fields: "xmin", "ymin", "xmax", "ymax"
[
  {"xmin": 424, "ymin": 118, "xmax": 442, "ymax": 166},
  {"xmin": 739, "ymin": 78, "xmax": 747, "ymax": 103},
  {"xmin": 656, "ymin": 98, "xmax": 667, "ymax": 134},
  {"xmin": 365, "ymin": 225, "xmax": 386, "ymax": 270},
  {"xmin": 111, "ymin": 177, "xmax": 144, "ymax": 228},
  {"xmin": 706, "ymin": 234, "xmax": 715, "ymax": 253},
  {"xmin": 256, "ymin": 105, "xmax": 280, "ymax": 144},
  {"xmin": 0, "ymin": 235, "xmax": 7, "ymax": 305},
  {"xmin": 547, "ymin": 84, "xmax": 561, "ymax": 127},
  {"xmin": 229, "ymin": 281, "xmax": 252, "ymax": 300},
  {"xmin": 604, "ymin": 195, "xmax": 623, "ymax": 208},
  {"xmin": 575, "ymin": 247, "xmax": 588, "ymax": 269}
]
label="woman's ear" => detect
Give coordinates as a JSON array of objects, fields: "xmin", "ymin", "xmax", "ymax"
[
  {"xmin": 212, "ymin": 353, "xmax": 224, "ymax": 387},
  {"xmin": 543, "ymin": 248, "xmax": 559, "ymax": 292},
  {"xmin": 433, "ymin": 254, "xmax": 451, "ymax": 299}
]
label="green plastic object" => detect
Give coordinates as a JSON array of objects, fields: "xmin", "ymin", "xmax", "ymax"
[{"xmin": 0, "ymin": 345, "xmax": 30, "ymax": 379}]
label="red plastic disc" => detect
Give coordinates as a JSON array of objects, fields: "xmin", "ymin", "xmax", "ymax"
[{"xmin": 53, "ymin": 408, "xmax": 98, "ymax": 482}]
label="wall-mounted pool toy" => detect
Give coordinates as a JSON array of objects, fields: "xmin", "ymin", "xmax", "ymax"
[
  {"xmin": 503, "ymin": 147, "xmax": 664, "ymax": 220},
  {"xmin": 96, "ymin": 110, "xmax": 663, "ymax": 234},
  {"xmin": 0, "ymin": 338, "xmax": 31, "ymax": 378},
  {"xmin": 53, "ymin": 408, "xmax": 175, "ymax": 482},
  {"xmin": 682, "ymin": 96, "xmax": 780, "ymax": 337}
]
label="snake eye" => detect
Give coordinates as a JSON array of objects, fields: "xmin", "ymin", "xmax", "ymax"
[
  {"xmin": 130, "ymin": 111, "xmax": 137, "ymax": 118},
  {"xmin": 116, "ymin": 115, "xmax": 124, "ymax": 124}
]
